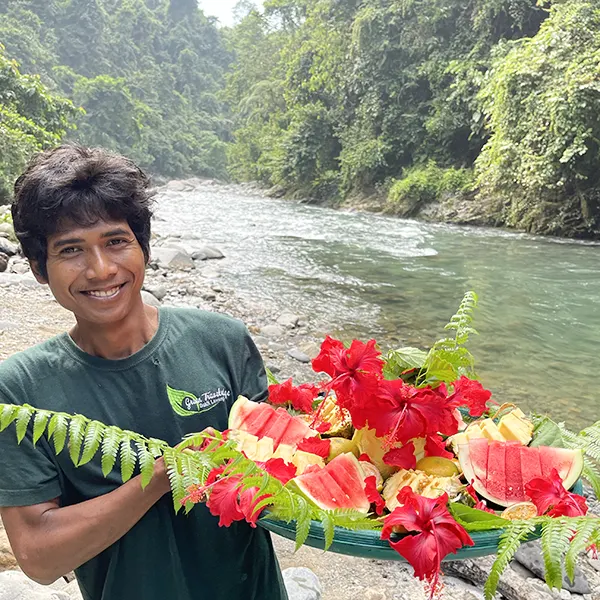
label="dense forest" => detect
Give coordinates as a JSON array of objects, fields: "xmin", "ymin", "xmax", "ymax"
[{"xmin": 2, "ymin": 0, "xmax": 600, "ymax": 238}]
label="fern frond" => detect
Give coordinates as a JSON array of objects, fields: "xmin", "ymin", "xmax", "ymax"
[
  {"xmin": 541, "ymin": 517, "xmax": 577, "ymax": 590},
  {"xmin": 79, "ymin": 420, "xmax": 105, "ymax": 466},
  {"xmin": 565, "ymin": 518, "xmax": 599, "ymax": 583},
  {"xmin": 318, "ymin": 510, "xmax": 335, "ymax": 551},
  {"xmin": 484, "ymin": 520, "xmax": 536, "ymax": 600},
  {"xmin": 136, "ymin": 441, "xmax": 155, "ymax": 489},
  {"xmin": 15, "ymin": 405, "xmax": 34, "ymax": 443},
  {"xmin": 32, "ymin": 410, "xmax": 51, "ymax": 446},
  {"xmin": 101, "ymin": 426, "xmax": 122, "ymax": 477},
  {"xmin": 147, "ymin": 437, "xmax": 168, "ymax": 458},
  {"xmin": 48, "ymin": 413, "xmax": 69, "ymax": 454},
  {"xmin": 68, "ymin": 414, "xmax": 89, "ymax": 466},
  {"xmin": 163, "ymin": 448, "xmax": 186, "ymax": 513},
  {"xmin": 0, "ymin": 404, "xmax": 18, "ymax": 432},
  {"xmin": 582, "ymin": 462, "xmax": 600, "ymax": 499},
  {"xmin": 119, "ymin": 436, "xmax": 137, "ymax": 483},
  {"xmin": 294, "ymin": 496, "xmax": 311, "ymax": 551}
]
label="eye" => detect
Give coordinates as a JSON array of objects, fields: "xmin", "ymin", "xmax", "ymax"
[
  {"xmin": 107, "ymin": 238, "xmax": 128, "ymax": 246},
  {"xmin": 60, "ymin": 246, "xmax": 80, "ymax": 255}
]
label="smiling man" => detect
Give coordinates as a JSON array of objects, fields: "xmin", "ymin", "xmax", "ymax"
[{"xmin": 0, "ymin": 145, "xmax": 288, "ymax": 600}]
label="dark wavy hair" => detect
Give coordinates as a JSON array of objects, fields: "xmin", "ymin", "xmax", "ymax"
[{"xmin": 11, "ymin": 144, "xmax": 153, "ymax": 279}]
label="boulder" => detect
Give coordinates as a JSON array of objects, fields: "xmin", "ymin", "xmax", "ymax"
[
  {"xmin": 0, "ymin": 238, "xmax": 18, "ymax": 257},
  {"xmin": 0, "ymin": 253, "xmax": 8, "ymax": 273},
  {"xmin": 0, "ymin": 571, "xmax": 70, "ymax": 600},
  {"xmin": 276, "ymin": 313, "xmax": 299, "ymax": 329},
  {"xmin": 141, "ymin": 290, "xmax": 161, "ymax": 308},
  {"xmin": 260, "ymin": 325, "xmax": 284, "ymax": 338},
  {"xmin": 150, "ymin": 248, "xmax": 194, "ymax": 270},
  {"xmin": 282, "ymin": 567, "xmax": 322, "ymax": 600},
  {"xmin": 192, "ymin": 246, "xmax": 225, "ymax": 261},
  {"xmin": 143, "ymin": 284, "xmax": 168, "ymax": 301}
]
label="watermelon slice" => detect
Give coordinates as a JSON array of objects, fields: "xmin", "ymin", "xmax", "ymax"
[
  {"xmin": 458, "ymin": 439, "xmax": 583, "ymax": 507},
  {"xmin": 293, "ymin": 453, "xmax": 370, "ymax": 513},
  {"xmin": 229, "ymin": 396, "xmax": 317, "ymax": 448}
]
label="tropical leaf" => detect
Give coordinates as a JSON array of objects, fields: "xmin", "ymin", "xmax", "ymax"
[
  {"xmin": 564, "ymin": 518, "xmax": 598, "ymax": 584},
  {"xmin": 319, "ymin": 510, "xmax": 335, "ymax": 551},
  {"xmin": 15, "ymin": 405, "xmax": 34, "ymax": 443},
  {"xmin": 101, "ymin": 427, "xmax": 122, "ymax": 477},
  {"xmin": 119, "ymin": 436, "xmax": 137, "ymax": 483},
  {"xmin": 79, "ymin": 420, "xmax": 105, "ymax": 466},
  {"xmin": 137, "ymin": 441, "xmax": 155, "ymax": 490},
  {"xmin": 68, "ymin": 414, "xmax": 89, "ymax": 466},
  {"xmin": 32, "ymin": 410, "xmax": 51, "ymax": 446},
  {"xmin": 294, "ymin": 496, "xmax": 311, "ymax": 551},
  {"xmin": 541, "ymin": 517, "xmax": 577, "ymax": 589},
  {"xmin": 48, "ymin": 413, "xmax": 69, "ymax": 454},
  {"xmin": 0, "ymin": 404, "xmax": 18, "ymax": 432}
]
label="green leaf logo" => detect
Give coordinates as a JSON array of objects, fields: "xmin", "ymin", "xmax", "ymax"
[{"xmin": 166, "ymin": 385, "xmax": 202, "ymax": 417}]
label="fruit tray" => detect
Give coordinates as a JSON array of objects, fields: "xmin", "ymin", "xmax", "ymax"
[{"xmin": 258, "ymin": 480, "xmax": 583, "ymax": 561}]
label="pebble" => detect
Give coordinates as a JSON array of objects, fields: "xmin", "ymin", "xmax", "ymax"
[
  {"xmin": 277, "ymin": 313, "xmax": 300, "ymax": 328},
  {"xmin": 261, "ymin": 325, "xmax": 285, "ymax": 337},
  {"xmin": 141, "ymin": 290, "xmax": 161, "ymax": 308},
  {"xmin": 287, "ymin": 348, "xmax": 311, "ymax": 363},
  {"xmin": 0, "ymin": 252, "xmax": 8, "ymax": 273},
  {"xmin": 143, "ymin": 284, "xmax": 168, "ymax": 301},
  {"xmin": 0, "ymin": 238, "xmax": 18, "ymax": 257}
]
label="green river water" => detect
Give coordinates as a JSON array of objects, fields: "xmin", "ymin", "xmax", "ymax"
[{"xmin": 156, "ymin": 188, "xmax": 600, "ymax": 431}]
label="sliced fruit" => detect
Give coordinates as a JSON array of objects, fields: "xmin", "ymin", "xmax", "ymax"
[
  {"xmin": 272, "ymin": 443, "xmax": 295, "ymax": 464},
  {"xmin": 293, "ymin": 452, "xmax": 370, "ymax": 512},
  {"xmin": 498, "ymin": 409, "xmax": 533, "ymax": 445},
  {"xmin": 327, "ymin": 437, "xmax": 359, "ymax": 462},
  {"xmin": 501, "ymin": 502, "xmax": 538, "ymax": 521},
  {"xmin": 457, "ymin": 439, "xmax": 584, "ymax": 507},
  {"xmin": 291, "ymin": 450, "xmax": 325, "ymax": 475},
  {"xmin": 382, "ymin": 469, "xmax": 463, "ymax": 512},
  {"xmin": 228, "ymin": 395, "xmax": 317, "ymax": 448},
  {"xmin": 228, "ymin": 430, "xmax": 275, "ymax": 462},
  {"xmin": 416, "ymin": 456, "xmax": 460, "ymax": 478},
  {"xmin": 480, "ymin": 418, "xmax": 504, "ymax": 442},
  {"xmin": 360, "ymin": 461, "xmax": 383, "ymax": 491},
  {"xmin": 319, "ymin": 394, "xmax": 353, "ymax": 438},
  {"xmin": 352, "ymin": 427, "xmax": 425, "ymax": 479}
]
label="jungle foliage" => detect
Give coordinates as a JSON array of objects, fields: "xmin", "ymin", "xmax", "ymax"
[
  {"xmin": 0, "ymin": 0, "xmax": 230, "ymax": 184},
  {"xmin": 225, "ymin": 0, "xmax": 600, "ymax": 237}
]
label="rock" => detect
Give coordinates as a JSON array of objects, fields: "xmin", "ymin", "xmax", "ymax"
[
  {"xmin": 9, "ymin": 259, "xmax": 29, "ymax": 275},
  {"xmin": 276, "ymin": 312, "xmax": 300, "ymax": 328},
  {"xmin": 515, "ymin": 541, "xmax": 591, "ymax": 594},
  {"xmin": 192, "ymin": 246, "xmax": 225, "ymax": 261},
  {"xmin": 0, "ymin": 223, "xmax": 13, "ymax": 237},
  {"xmin": 358, "ymin": 590, "xmax": 385, "ymax": 600},
  {"xmin": 299, "ymin": 341, "xmax": 322, "ymax": 360},
  {"xmin": 201, "ymin": 292, "xmax": 217, "ymax": 302},
  {"xmin": 141, "ymin": 290, "xmax": 161, "ymax": 308},
  {"xmin": 282, "ymin": 567, "xmax": 322, "ymax": 600},
  {"xmin": 0, "ymin": 571, "xmax": 71, "ymax": 599},
  {"xmin": 260, "ymin": 325, "xmax": 284, "ymax": 338},
  {"xmin": 287, "ymin": 348, "xmax": 311, "ymax": 363},
  {"xmin": 62, "ymin": 580, "xmax": 83, "ymax": 600},
  {"xmin": 588, "ymin": 557, "xmax": 600, "ymax": 572},
  {"xmin": 266, "ymin": 363, "xmax": 281, "ymax": 374},
  {"xmin": 0, "ymin": 320, "xmax": 17, "ymax": 332},
  {"xmin": 200, "ymin": 268, "xmax": 220, "ymax": 279},
  {"xmin": 164, "ymin": 180, "xmax": 194, "ymax": 192},
  {"xmin": 0, "ymin": 273, "xmax": 40, "ymax": 288},
  {"xmin": 0, "ymin": 253, "xmax": 8, "ymax": 273},
  {"xmin": 269, "ymin": 342, "xmax": 287, "ymax": 352},
  {"xmin": 143, "ymin": 284, "xmax": 167, "ymax": 301},
  {"xmin": 150, "ymin": 248, "xmax": 194, "ymax": 270},
  {"xmin": 252, "ymin": 335, "xmax": 269, "ymax": 346},
  {"xmin": 0, "ymin": 238, "xmax": 18, "ymax": 257}
]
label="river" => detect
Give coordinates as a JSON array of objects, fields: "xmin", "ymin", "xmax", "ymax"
[{"xmin": 154, "ymin": 185, "xmax": 600, "ymax": 432}]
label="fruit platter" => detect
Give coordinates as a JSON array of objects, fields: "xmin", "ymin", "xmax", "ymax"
[{"xmin": 1, "ymin": 292, "xmax": 599, "ymax": 599}]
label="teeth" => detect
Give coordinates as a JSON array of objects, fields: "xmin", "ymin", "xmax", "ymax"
[{"xmin": 87, "ymin": 286, "xmax": 120, "ymax": 298}]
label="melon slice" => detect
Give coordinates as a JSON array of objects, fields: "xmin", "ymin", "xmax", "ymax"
[
  {"xmin": 458, "ymin": 439, "xmax": 583, "ymax": 507},
  {"xmin": 229, "ymin": 396, "xmax": 317, "ymax": 448},
  {"xmin": 293, "ymin": 452, "xmax": 370, "ymax": 513}
]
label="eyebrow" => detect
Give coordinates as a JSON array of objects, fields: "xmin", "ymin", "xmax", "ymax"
[{"xmin": 52, "ymin": 228, "xmax": 131, "ymax": 249}]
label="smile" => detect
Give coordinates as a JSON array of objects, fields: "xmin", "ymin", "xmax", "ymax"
[{"xmin": 82, "ymin": 284, "xmax": 125, "ymax": 299}]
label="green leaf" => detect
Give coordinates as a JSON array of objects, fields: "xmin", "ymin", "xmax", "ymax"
[
  {"xmin": 15, "ymin": 405, "xmax": 33, "ymax": 443},
  {"xmin": 68, "ymin": 414, "xmax": 88, "ymax": 466},
  {"xmin": 294, "ymin": 497, "xmax": 311, "ymax": 551},
  {"xmin": 120, "ymin": 437, "xmax": 137, "ymax": 483},
  {"xmin": 101, "ymin": 427, "xmax": 121, "ymax": 477},
  {"xmin": 32, "ymin": 410, "xmax": 51, "ymax": 446},
  {"xmin": 449, "ymin": 503, "xmax": 510, "ymax": 531},
  {"xmin": 164, "ymin": 448, "xmax": 187, "ymax": 513},
  {"xmin": 79, "ymin": 421, "xmax": 105, "ymax": 466},
  {"xmin": 0, "ymin": 404, "xmax": 18, "ymax": 432},
  {"xmin": 383, "ymin": 347, "xmax": 427, "ymax": 379},
  {"xmin": 565, "ymin": 518, "xmax": 598, "ymax": 583},
  {"xmin": 319, "ymin": 511, "xmax": 335, "ymax": 551},
  {"xmin": 266, "ymin": 367, "xmax": 280, "ymax": 386},
  {"xmin": 137, "ymin": 441, "xmax": 155, "ymax": 489},
  {"xmin": 147, "ymin": 438, "xmax": 168, "ymax": 458},
  {"xmin": 531, "ymin": 416, "xmax": 564, "ymax": 448},
  {"xmin": 541, "ymin": 517, "xmax": 576, "ymax": 590},
  {"xmin": 48, "ymin": 413, "xmax": 69, "ymax": 454}
]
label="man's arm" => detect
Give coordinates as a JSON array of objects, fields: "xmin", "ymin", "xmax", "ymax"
[{"xmin": 1, "ymin": 458, "xmax": 171, "ymax": 585}]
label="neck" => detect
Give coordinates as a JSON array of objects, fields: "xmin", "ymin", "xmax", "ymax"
[{"xmin": 70, "ymin": 303, "xmax": 159, "ymax": 359}]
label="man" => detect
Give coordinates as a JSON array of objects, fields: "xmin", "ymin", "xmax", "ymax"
[{"xmin": 0, "ymin": 145, "xmax": 288, "ymax": 600}]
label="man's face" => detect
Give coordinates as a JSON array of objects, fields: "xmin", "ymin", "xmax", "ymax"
[{"xmin": 38, "ymin": 219, "xmax": 147, "ymax": 326}]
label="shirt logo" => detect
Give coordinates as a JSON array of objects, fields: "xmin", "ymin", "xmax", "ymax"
[{"xmin": 166, "ymin": 385, "xmax": 231, "ymax": 417}]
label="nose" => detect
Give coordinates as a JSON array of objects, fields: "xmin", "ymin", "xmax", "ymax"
[{"xmin": 85, "ymin": 248, "xmax": 118, "ymax": 280}]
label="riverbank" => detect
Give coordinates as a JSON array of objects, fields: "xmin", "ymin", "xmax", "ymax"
[{"xmin": 1, "ymin": 181, "xmax": 599, "ymax": 600}]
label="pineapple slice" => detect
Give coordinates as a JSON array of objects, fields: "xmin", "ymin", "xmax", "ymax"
[{"xmin": 498, "ymin": 411, "xmax": 533, "ymax": 445}]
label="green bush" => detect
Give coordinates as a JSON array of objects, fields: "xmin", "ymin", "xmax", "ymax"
[{"xmin": 386, "ymin": 163, "xmax": 474, "ymax": 216}]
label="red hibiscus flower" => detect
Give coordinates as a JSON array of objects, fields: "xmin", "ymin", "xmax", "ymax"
[
  {"xmin": 465, "ymin": 482, "xmax": 495, "ymax": 514},
  {"xmin": 382, "ymin": 487, "xmax": 473, "ymax": 596},
  {"xmin": 449, "ymin": 377, "xmax": 492, "ymax": 417},
  {"xmin": 424, "ymin": 434, "xmax": 454, "ymax": 460},
  {"xmin": 364, "ymin": 380, "xmax": 459, "ymax": 446},
  {"xmin": 296, "ymin": 436, "xmax": 331, "ymax": 459},
  {"xmin": 364, "ymin": 476, "xmax": 385, "ymax": 515},
  {"xmin": 312, "ymin": 336, "xmax": 383, "ymax": 413},
  {"xmin": 259, "ymin": 458, "xmax": 297, "ymax": 485},
  {"xmin": 525, "ymin": 468, "xmax": 588, "ymax": 517},
  {"xmin": 383, "ymin": 441, "xmax": 417, "ymax": 470},
  {"xmin": 268, "ymin": 378, "xmax": 317, "ymax": 413}
]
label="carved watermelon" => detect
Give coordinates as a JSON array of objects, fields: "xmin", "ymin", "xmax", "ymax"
[
  {"xmin": 229, "ymin": 396, "xmax": 317, "ymax": 448},
  {"xmin": 293, "ymin": 453, "xmax": 370, "ymax": 513},
  {"xmin": 458, "ymin": 438, "xmax": 583, "ymax": 507}
]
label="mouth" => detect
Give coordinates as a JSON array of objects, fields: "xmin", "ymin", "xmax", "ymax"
[{"xmin": 80, "ymin": 283, "xmax": 126, "ymax": 299}]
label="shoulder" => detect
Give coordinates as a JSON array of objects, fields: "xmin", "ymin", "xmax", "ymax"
[
  {"xmin": 163, "ymin": 307, "xmax": 249, "ymax": 340},
  {"xmin": 0, "ymin": 336, "xmax": 69, "ymax": 404}
]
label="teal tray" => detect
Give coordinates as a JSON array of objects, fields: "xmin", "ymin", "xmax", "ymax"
[{"xmin": 259, "ymin": 480, "xmax": 583, "ymax": 561}]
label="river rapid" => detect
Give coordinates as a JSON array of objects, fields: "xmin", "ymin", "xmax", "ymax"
[{"xmin": 154, "ymin": 183, "xmax": 600, "ymax": 431}]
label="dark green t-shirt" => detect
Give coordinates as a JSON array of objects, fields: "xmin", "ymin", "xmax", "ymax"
[{"xmin": 0, "ymin": 307, "xmax": 287, "ymax": 600}]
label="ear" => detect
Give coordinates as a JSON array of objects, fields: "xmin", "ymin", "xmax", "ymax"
[{"xmin": 30, "ymin": 261, "xmax": 48, "ymax": 284}]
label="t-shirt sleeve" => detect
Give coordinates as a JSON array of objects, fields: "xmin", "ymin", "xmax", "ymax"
[
  {"xmin": 240, "ymin": 331, "xmax": 268, "ymax": 404},
  {"xmin": 0, "ymin": 386, "xmax": 62, "ymax": 507}
]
